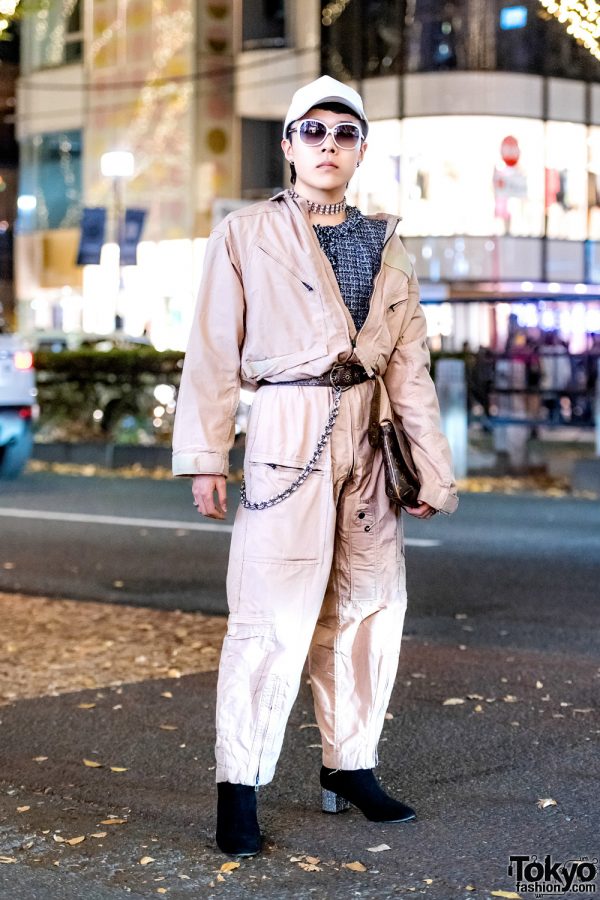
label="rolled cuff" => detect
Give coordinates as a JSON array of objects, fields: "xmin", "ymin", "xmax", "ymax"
[
  {"xmin": 172, "ymin": 449, "xmax": 229, "ymax": 478},
  {"xmin": 418, "ymin": 483, "xmax": 459, "ymax": 515}
]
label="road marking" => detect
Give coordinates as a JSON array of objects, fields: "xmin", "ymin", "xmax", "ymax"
[
  {"xmin": 0, "ymin": 507, "xmax": 234, "ymax": 534},
  {"xmin": 0, "ymin": 507, "xmax": 441, "ymax": 546}
]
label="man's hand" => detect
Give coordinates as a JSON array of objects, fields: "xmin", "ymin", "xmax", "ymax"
[
  {"xmin": 192, "ymin": 474, "xmax": 228, "ymax": 520},
  {"xmin": 404, "ymin": 501, "xmax": 436, "ymax": 519}
]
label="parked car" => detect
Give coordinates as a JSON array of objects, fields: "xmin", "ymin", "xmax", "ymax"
[{"xmin": 0, "ymin": 334, "xmax": 36, "ymax": 478}]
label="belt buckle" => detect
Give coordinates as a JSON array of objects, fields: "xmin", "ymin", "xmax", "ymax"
[{"xmin": 329, "ymin": 364, "xmax": 353, "ymax": 391}]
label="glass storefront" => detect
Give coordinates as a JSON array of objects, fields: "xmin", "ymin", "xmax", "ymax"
[
  {"xmin": 352, "ymin": 115, "xmax": 600, "ymax": 246},
  {"xmin": 321, "ymin": 0, "xmax": 600, "ymax": 82}
]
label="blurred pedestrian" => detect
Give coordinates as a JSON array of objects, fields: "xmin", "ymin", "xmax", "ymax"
[{"xmin": 172, "ymin": 76, "xmax": 458, "ymax": 857}]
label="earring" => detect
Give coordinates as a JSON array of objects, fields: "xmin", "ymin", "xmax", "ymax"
[{"xmin": 356, "ymin": 161, "xmax": 361, "ymax": 168}]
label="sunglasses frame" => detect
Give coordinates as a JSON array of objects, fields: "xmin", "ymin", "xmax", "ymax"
[{"xmin": 289, "ymin": 118, "xmax": 364, "ymax": 150}]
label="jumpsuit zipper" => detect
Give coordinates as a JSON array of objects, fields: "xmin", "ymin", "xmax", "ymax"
[{"xmin": 253, "ymin": 678, "xmax": 283, "ymax": 787}]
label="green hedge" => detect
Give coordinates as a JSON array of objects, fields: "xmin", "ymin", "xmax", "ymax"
[{"xmin": 34, "ymin": 349, "xmax": 185, "ymax": 444}]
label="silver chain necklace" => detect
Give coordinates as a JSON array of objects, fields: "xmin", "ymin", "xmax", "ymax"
[{"xmin": 287, "ymin": 188, "xmax": 347, "ymax": 215}]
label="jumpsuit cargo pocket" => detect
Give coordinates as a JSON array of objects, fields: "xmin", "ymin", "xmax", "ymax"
[
  {"xmin": 242, "ymin": 461, "xmax": 328, "ymax": 564},
  {"xmin": 349, "ymin": 500, "xmax": 379, "ymax": 602}
]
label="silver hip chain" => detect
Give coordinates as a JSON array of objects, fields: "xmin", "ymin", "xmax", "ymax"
[{"xmin": 239, "ymin": 385, "xmax": 342, "ymax": 510}]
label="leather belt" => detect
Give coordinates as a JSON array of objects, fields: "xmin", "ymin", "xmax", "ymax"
[{"xmin": 259, "ymin": 363, "xmax": 372, "ymax": 390}]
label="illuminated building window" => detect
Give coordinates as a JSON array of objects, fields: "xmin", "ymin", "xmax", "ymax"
[
  {"xmin": 21, "ymin": 0, "xmax": 82, "ymax": 74},
  {"xmin": 18, "ymin": 130, "xmax": 82, "ymax": 232}
]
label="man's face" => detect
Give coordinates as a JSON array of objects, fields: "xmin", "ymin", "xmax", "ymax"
[{"xmin": 281, "ymin": 106, "xmax": 367, "ymax": 197}]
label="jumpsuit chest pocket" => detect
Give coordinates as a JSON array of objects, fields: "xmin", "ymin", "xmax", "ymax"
[
  {"xmin": 383, "ymin": 294, "xmax": 409, "ymax": 346},
  {"xmin": 243, "ymin": 241, "xmax": 328, "ymax": 377}
]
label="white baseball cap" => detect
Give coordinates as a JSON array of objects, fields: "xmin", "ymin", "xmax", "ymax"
[{"xmin": 283, "ymin": 75, "xmax": 369, "ymax": 139}]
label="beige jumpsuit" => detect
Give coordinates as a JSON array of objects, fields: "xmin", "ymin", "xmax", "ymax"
[{"xmin": 172, "ymin": 191, "xmax": 458, "ymax": 787}]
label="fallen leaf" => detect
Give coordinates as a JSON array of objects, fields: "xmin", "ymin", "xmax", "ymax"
[
  {"xmin": 83, "ymin": 758, "xmax": 102, "ymax": 768},
  {"xmin": 343, "ymin": 861, "xmax": 367, "ymax": 872},
  {"xmin": 161, "ymin": 692, "xmax": 173, "ymax": 699},
  {"xmin": 90, "ymin": 832, "xmax": 107, "ymax": 838},
  {"xmin": 424, "ymin": 878, "xmax": 433, "ymax": 884},
  {"xmin": 220, "ymin": 861, "xmax": 240, "ymax": 872},
  {"xmin": 474, "ymin": 704, "xmax": 484, "ymax": 713},
  {"xmin": 384, "ymin": 712, "xmax": 394, "ymax": 720},
  {"xmin": 367, "ymin": 844, "xmax": 391, "ymax": 853},
  {"xmin": 0, "ymin": 857, "xmax": 16, "ymax": 864},
  {"xmin": 216, "ymin": 874, "xmax": 225, "ymax": 882},
  {"xmin": 65, "ymin": 836, "xmax": 85, "ymax": 846},
  {"xmin": 298, "ymin": 862, "xmax": 321, "ymax": 872},
  {"xmin": 490, "ymin": 891, "xmax": 522, "ymax": 899},
  {"xmin": 299, "ymin": 723, "xmax": 319, "ymax": 730},
  {"xmin": 53, "ymin": 835, "xmax": 65, "ymax": 843},
  {"xmin": 290, "ymin": 856, "xmax": 305, "ymax": 862},
  {"xmin": 110, "ymin": 767, "xmax": 128, "ymax": 773},
  {"xmin": 77, "ymin": 703, "xmax": 96, "ymax": 709},
  {"xmin": 537, "ymin": 798, "xmax": 557, "ymax": 809},
  {"xmin": 21, "ymin": 841, "xmax": 34, "ymax": 850},
  {"xmin": 535, "ymin": 681, "xmax": 543, "ymax": 689},
  {"xmin": 159, "ymin": 724, "xmax": 177, "ymax": 731},
  {"xmin": 100, "ymin": 818, "xmax": 127, "ymax": 825},
  {"xmin": 305, "ymin": 856, "xmax": 320, "ymax": 865},
  {"xmin": 139, "ymin": 856, "xmax": 155, "ymax": 865},
  {"xmin": 167, "ymin": 668, "xmax": 181, "ymax": 678},
  {"xmin": 465, "ymin": 887, "xmax": 476, "ymax": 893},
  {"xmin": 157, "ymin": 890, "xmax": 168, "ymax": 895},
  {"xmin": 466, "ymin": 693, "xmax": 484, "ymax": 700},
  {"xmin": 443, "ymin": 697, "xmax": 465, "ymax": 706},
  {"xmin": 33, "ymin": 756, "xmax": 48, "ymax": 762},
  {"xmin": 16, "ymin": 806, "xmax": 30, "ymax": 813}
]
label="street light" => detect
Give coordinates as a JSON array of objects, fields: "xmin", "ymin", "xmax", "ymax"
[{"xmin": 100, "ymin": 151, "xmax": 134, "ymax": 331}]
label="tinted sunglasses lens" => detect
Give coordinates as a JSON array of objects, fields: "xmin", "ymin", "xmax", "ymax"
[
  {"xmin": 299, "ymin": 120, "xmax": 328, "ymax": 145},
  {"xmin": 334, "ymin": 124, "xmax": 361, "ymax": 148}
]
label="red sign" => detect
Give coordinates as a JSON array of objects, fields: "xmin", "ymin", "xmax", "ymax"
[{"xmin": 501, "ymin": 135, "xmax": 520, "ymax": 167}]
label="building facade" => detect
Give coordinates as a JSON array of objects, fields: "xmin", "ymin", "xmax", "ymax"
[{"xmin": 14, "ymin": 0, "xmax": 600, "ymax": 351}]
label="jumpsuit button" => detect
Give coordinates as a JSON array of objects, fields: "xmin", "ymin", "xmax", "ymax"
[
  {"xmin": 364, "ymin": 525, "xmax": 371, "ymax": 532},
  {"xmin": 358, "ymin": 511, "xmax": 366, "ymax": 519}
]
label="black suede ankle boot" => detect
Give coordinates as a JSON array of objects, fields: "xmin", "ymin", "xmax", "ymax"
[
  {"xmin": 320, "ymin": 767, "xmax": 416, "ymax": 823},
  {"xmin": 216, "ymin": 782, "xmax": 262, "ymax": 857}
]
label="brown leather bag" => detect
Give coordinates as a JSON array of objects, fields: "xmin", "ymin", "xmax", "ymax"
[{"xmin": 368, "ymin": 379, "xmax": 421, "ymax": 509}]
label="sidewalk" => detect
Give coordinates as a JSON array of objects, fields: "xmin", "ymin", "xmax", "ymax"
[{"xmin": 1, "ymin": 592, "xmax": 598, "ymax": 899}]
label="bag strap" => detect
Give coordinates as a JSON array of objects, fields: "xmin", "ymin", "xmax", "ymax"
[{"xmin": 367, "ymin": 377, "xmax": 382, "ymax": 449}]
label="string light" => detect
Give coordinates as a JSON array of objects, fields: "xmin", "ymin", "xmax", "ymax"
[{"xmin": 538, "ymin": 0, "xmax": 600, "ymax": 62}]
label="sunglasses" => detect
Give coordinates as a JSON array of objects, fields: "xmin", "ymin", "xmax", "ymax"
[{"xmin": 289, "ymin": 118, "xmax": 363, "ymax": 150}]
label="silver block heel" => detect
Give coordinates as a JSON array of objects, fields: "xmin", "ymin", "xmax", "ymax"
[{"xmin": 321, "ymin": 788, "xmax": 351, "ymax": 814}]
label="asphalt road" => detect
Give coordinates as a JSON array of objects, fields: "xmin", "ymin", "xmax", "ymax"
[
  {"xmin": 1, "ymin": 471, "xmax": 599, "ymax": 898},
  {"xmin": 0, "ymin": 470, "xmax": 599, "ymax": 659}
]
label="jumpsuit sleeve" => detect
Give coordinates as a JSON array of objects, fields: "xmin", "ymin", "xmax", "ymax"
[
  {"xmin": 172, "ymin": 226, "xmax": 245, "ymax": 477},
  {"xmin": 383, "ymin": 269, "xmax": 459, "ymax": 514}
]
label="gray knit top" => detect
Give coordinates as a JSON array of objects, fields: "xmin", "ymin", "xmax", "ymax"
[{"xmin": 313, "ymin": 205, "xmax": 387, "ymax": 331}]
